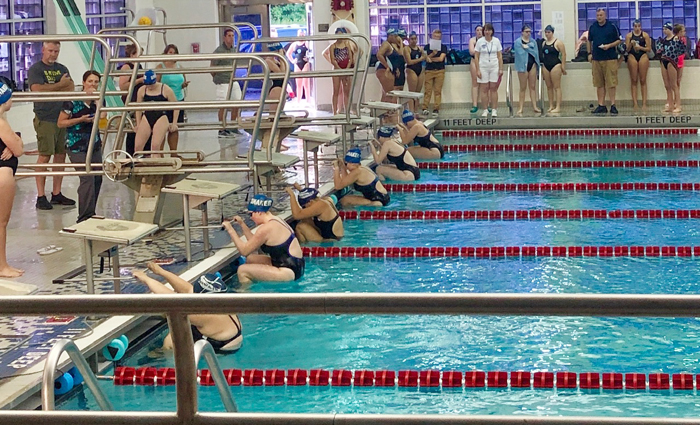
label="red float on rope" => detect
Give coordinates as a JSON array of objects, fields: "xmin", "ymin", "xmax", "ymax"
[
  {"xmin": 383, "ymin": 182, "xmax": 697, "ymax": 193},
  {"xmin": 441, "ymin": 129, "xmax": 698, "ymax": 140},
  {"xmin": 417, "ymin": 160, "xmax": 700, "ymax": 170}
]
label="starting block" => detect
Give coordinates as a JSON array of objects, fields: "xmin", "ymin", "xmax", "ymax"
[
  {"xmin": 362, "ymin": 101, "xmax": 403, "ymax": 126},
  {"xmin": 388, "ymin": 90, "xmax": 424, "ymax": 111},
  {"xmin": 293, "ymin": 131, "xmax": 341, "ymax": 188},
  {"xmin": 161, "ymin": 178, "xmax": 243, "ymax": 262},
  {"xmin": 59, "ymin": 217, "xmax": 158, "ymax": 294}
]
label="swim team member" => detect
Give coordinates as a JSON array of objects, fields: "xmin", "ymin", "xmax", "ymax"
[
  {"xmin": 333, "ymin": 147, "xmax": 390, "ymax": 207},
  {"xmin": 397, "ymin": 110, "xmax": 444, "ymax": 159},
  {"xmin": 133, "ymin": 262, "xmax": 242, "ymax": 353},
  {"xmin": 369, "ymin": 126, "xmax": 420, "ymax": 181},
  {"xmin": 223, "ymin": 194, "xmax": 305, "ymax": 284},
  {"xmin": 134, "ymin": 70, "xmax": 180, "ymax": 156},
  {"xmin": 286, "ymin": 185, "xmax": 344, "ymax": 243}
]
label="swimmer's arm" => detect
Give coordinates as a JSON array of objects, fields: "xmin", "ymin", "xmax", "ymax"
[
  {"xmin": 286, "ymin": 43, "xmax": 297, "ymax": 62},
  {"xmin": 406, "ymin": 124, "xmax": 422, "ymax": 140},
  {"xmin": 625, "ymin": 33, "xmax": 633, "ymax": 52},
  {"xmin": 334, "ymin": 166, "xmax": 359, "ymax": 190},
  {"xmin": 376, "ymin": 42, "xmax": 391, "ymax": 69},
  {"xmin": 290, "ymin": 197, "xmax": 325, "ymax": 221},
  {"xmin": 135, "ymin": 86, "xmax": 145, "ymax": 124},
  {"xmin": 641, "ymin": 33, "xmax": 652, "ymax": 52},
  {"xmin": 236, "ymin": 219, "xmax": 255, "ymax": 241},
  {"xmin": 322, "ymin": 44, "xmax": 333, "ymax": 65},
  {"xmin": 0, "ymin": 119, "xmax": 22, "ymax": 157},
  {"xmin": 164, "ymin": 85, "xmax": 180, "ymax": 123},
  {"xmin": 235, "ymin": 226, "xmax": 268, "ymax": 256},
  {"xmin": 369, "ymin": 139, "xmax": 388, "ymax": 163},
  {"xmin": 132, "ymin": 270, "xmax": 175, "ymax": 295}
]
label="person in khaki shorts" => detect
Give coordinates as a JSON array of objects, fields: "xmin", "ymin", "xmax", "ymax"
[
  {"xmin": 421, "ymin": 29, "xmax": 448, "ymax": 117},
  {"xmin": 587, "ymin": 8, "xmax": 621, "ymax": 115},
  {"xmin": 28, "ymin": 41, "xmax": 75, "ymax": 210}
]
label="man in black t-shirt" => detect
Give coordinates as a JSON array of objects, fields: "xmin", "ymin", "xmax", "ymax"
[
  {"xmin": 422, "ymin": 29, "xmax": 448, "ymax": 117},
  {"xmin": 587, "ymin": 8, "xmax": 621, "ymax": 115},
  {"xmin": 28, "ymin": 41, "xmax": 75, "ymax": 210}
]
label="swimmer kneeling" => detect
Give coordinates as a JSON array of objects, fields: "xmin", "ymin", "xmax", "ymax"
[
  {"xmin": 223, "ymin": 194, "xmax": 305, "ymax": 284},
  {"xmin": 133, "ymin": 262, "xmax": 242, "ymax": 353},
  {"xmin": 286, "ymin": 185, "xmax": 344, "ymax": 243},
  {"xmin": 369, "ymin": 126, "xmax": 421, "ymax": 181},
  {"xmin": 398, "ymin": 110, "xmax": 444, "ymax": 159},
  {"xmin": 333, "ymin": 147, "xmax": 391, "ymax": 207}
]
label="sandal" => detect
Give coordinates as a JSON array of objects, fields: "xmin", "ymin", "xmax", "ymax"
[{"xmin": 37, "ymin": 245, "xmax": 63, "ymax": 256}]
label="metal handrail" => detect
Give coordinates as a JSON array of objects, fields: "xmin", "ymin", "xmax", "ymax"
[
  {"xmin": 538, "ymin": 63, "xmax": 545, "ymax": 116},
  {"xmin": 3, "ymin": 293, "xmax": 700, "ymax": 424},
  {"xmin": 41, "ymin": 339, "xmax": 113, "ymax": 411},
  {"xmin": 193, "ymin": 340, "xmax": 237, "ymax": 412},
  {"xmin": 505, "ymin": 65, "xmax": 513, "ymax": 117}
]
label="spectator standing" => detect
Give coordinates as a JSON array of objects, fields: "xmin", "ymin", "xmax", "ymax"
[
  {"xmin": 57, "ymin": 71, "xmax": 107, "ymax": 223},
  {"xmin": 625, "ymin": 20, "xmax": 651, "ymax": 111},
  {"xmin": 28, "ymin": 41, "xmax": 76, "ymax": 210},
  {"xmin": 587, "ymin": 8, "xmax": 621, "ymax": 115},
  {"xmin": 474, "ymin": 23, "xmax": 503, "ymax": 117},
  {"xmin": 421, "ymin": 29, "xmax": 447, "ymax": 117},
  {"xmin": 468, "ymin": 25, "xmax": 484, "ymax": 114},
  {"xmin": 211, "ymin": 28, "xmax": 244, "ymax": 139}
]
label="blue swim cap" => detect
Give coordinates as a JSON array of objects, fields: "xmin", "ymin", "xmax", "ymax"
[
  {"xmin": 401, "ymin": 110, "xmax": 415, "ymax": 123},
  {"xmin": 298, "ymin": 188, "xmax": 319, "ymax": 206},
  {"xmin": 268, "ymin": 42, "xmax": 284, "ymax": 51},
  {"xmin": 193, "ymin": 272, "xmax": 227, "ymax": 294},
  {"xmin": 0, "ymin": 81, "xmax": 12, "ymax": 105},
  {"xmin": 335, "ymin": 27, "xmax": 349, "ymax": 34},
  {"xmin": 144, "ymin": 69, "xmax": 157, "ymax": 85},
  {"xmin": 397, "ymin": 29, "xmax": 407, "ymax": 38},
  {"xmin": 248, "ymin": 194, "xmax": 273, "ymax": 212},
  {"xmin": 663, "ymin": 22, "xmax": 673, "ymax": 30},
  {"xmin": 344, "ymin": 148, "xmax": 362, "ymax": 164},
  {"xmin": 387, "ymin": 28, "xmax": 398, "ymax": 36},
  {"xmin": 377, "ymin": 126, "xmax": 395, "ymax": 138}
]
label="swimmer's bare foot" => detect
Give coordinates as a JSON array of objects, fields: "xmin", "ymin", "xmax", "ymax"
[
  {"xmin": 147, "ymin": 261, "xmax": 164, "ymax": 275},
  {"xmin": 673, "ymin": 107, "xmax": 682, "ymax": 114},
  {"xmin": 533, "ymin": 107, "xmax": 541, "ymax": 114},
  {"xmin": 547, "ymin": 106, "xmax": 554, "ymax": 112},
  {"xmin": 550, "ymin": 108, "xmax": 561, "ymax": 114},
  {"xmin": 0, "ymin": 266, "xmax": 23, "ymax": 278},
  {"xmin": 279, "ymin": 144, "xmax": 290, "ymax": 152}
]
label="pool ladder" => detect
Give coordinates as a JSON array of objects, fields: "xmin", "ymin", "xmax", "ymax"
[
  {"xmin": 42, "ymin": 338, "xmax": 237, "ymax": 412},
  {"xmin": 505, "ymin": 65, "xmax": 513, "ymax": 117}
]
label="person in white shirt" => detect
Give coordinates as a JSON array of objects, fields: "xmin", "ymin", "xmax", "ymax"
[{"xmin": 473, "ymin": 23, "xmax": 503, "ymax": 117}]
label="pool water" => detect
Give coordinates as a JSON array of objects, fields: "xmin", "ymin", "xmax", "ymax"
[{"xmin": 60, "ymin": 134, "xmax": 700, "ymax": 417}]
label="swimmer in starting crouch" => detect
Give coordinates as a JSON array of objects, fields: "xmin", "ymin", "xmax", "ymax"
[
  {"xmin": 397, "ymin": 110, "xmax": 444, "ymax": 159},
  {"xmin": 333, "ymin": 147, "xmax": 391, "ymax": 207},
  {"xmin": 133, "ymin": 262, "xmax": 242, "ymax": 352},
  {"xmin": 369, "ymin": 126, "xmax": 420, "ymax": 181},
  {"xmin": 286, "ymin": 184, "xmax": 344, "ymax": 242},
  {"xmin": 223, "ymin": 194, "xmax": 305, "ymax": 284}
]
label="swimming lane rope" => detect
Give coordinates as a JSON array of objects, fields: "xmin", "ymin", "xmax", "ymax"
[
  {"xmin": 383, "ymin": 182, "xmax": 700, "ymax": 192},
  {"xmin": 108, "ymin": 366, "xmax": 696, "ymax": 391},
  {"xmin": 418, "ymin": 160, "xmax": 700, "ymax": 170},
  {"xmin": 444, "ymin": 141, "xmax": 700, "ymax": 152},
  {"xmin": 339, "ymin": 209, "xmax": 700, "ymax": 221},
  {"xmin": 440, "ymin": 128, "xmax": 698, "ymax": 138}
]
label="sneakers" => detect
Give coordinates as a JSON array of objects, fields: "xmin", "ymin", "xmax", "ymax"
[
  {"xmin": 491, "ymin": 109, "xmax": 498, "ymax": 117},
  {"xmin": 218, "ymin": 130, "xmax": 232, "ymax": 138},
  {"xmin": 481, "ymin": 109, "xmax": 489, "ymax": 117},
  {"xmin": 421, "ymin": 109, "xmax": 429, "ymax": 116},
  {"xmin": 50, "ymin": 192, "xmax": 75, "ymax": 206},
  {"xmin": 470, "ymin": 106, "xmax": 478, "ymax": 113},
  {"xmin": 592, "ymin": 105, "xmax": 608, "ymax": 114},
  {"xmin": 432, "ymin": 109, "xmax": 439, "ymax": 117},
  {"xmin": 610, "ymin": 104, "xmax": 618, "ymax": 115},
  {"xmin": 36, "ymin": 196, "xmax": 52, "ymax": 210}
]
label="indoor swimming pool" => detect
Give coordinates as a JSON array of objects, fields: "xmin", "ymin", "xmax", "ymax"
[{"xmin": 59, "ymin": 131, "xmax": 700, "ymax": 417}]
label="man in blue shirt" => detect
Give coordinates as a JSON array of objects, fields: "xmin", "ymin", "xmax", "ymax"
[{"xmin": 586, "ymin": 8, "xmax": 621, "ymax": 115}]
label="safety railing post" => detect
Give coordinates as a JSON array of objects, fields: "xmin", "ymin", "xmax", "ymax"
[
  {"xmin": 193, "ymin": 340, "xmax": 238, "ymax": 412},
  {"xmin": 167, "ymin": 313, "xmax": 197, "ymax": 423}
]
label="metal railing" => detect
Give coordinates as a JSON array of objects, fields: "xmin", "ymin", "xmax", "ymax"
[
  {"xmin": 505, "ymin": 65, "xmax": 513, "ymax": 117},
  {"xmin": 538, "ymin": 64, "xmax": 545, "ymax": 116},
  {"xmin": 4, "ymin": 292, "xmax": 700, "ymax": 424},
  {"xmin": 193, "ymin": 340, "xmax": 237, "ymax": 412},
  {"xmin": 42, "ymin": 339, "xmax": 113, "ymax": 411}
]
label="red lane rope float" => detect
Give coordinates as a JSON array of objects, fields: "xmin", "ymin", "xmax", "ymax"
[
  {"xmin": 444, "ymin": 141, "xmax": 700, "ymax": 152},
  {"xmin": 417, "ymin": 160, "xmax": 700, "ymax": 170},
  {"xmin": 111, "ymin": 367, "xmax": 696, "ymax": 391},
  {"xmin": 383, "ymin": 183, "xmax": 700, "ymax": 192},
  {"xmin": 339, "ymin": 209, "xmax": 700, "ymax": 221},
  {"xmin": 300, "ymin": 246, "xmax": 698, "ymax": 258},
  {"xmin": 440, "ymin": 128, "xmax": 698, "ymax": 139}
]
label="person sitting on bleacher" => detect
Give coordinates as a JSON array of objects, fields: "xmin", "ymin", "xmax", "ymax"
[{"xmin": 397, "ymin": 110, "xmax": 444, "ymax": 159}]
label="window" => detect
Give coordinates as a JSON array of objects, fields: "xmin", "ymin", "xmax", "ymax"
[
  {"xmin": 0, "ymin": 0, "xmax": 45, "ymax": 90},
  {"xmin": 369, "ymin": 0, "xmax": 542, "ymax": 53},
  {"xmin": 577, "ymin": 1, "xmax": 697, "ymax": 41},
  {"xmin": 85, "ymin": 0, "xmax": 127, "ymax": 55}
]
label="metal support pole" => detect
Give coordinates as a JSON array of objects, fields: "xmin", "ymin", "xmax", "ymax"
[
  {"xmin": 112, "ymin": 249, "xmax": 121, "ymax": 294},
  {"xmin": 313, "ymin": 149, "xmax": 319, "ymax": 189},
  {"xmin": 201, "ymin": 203, "xmax": 210, "ymax": 255},
  {"xmin": 83, "ymin": 240, "xmax": 95, "ymax": 295},
  {"xmin": 167, "ymin": 313, "xmax": 197, "ymax": 422},
  {"xmin": 183, "ymin": 195, "xmax": 192, "ymax": 262}
]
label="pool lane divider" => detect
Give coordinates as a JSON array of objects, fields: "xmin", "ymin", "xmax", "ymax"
[
  {"xmin": 384, "ymin": 182, "xmax": 700, "ymax": 192},
  {"xmin": 440, "ymin": 128, "xmax": 698, "ymax": 138},
  {"xmin": 444, "ymin": 142, "xmax": 700, "ymax": 152},
  {"xmin": 110, "ymin": 367, "xmax": 694, "ymax": 391},
  {"xmin": 418, "ymin": 160, "xmax": 700, "ymax": 170},
  {"xmin": 340, "ymin": 209, "xmax": 700, "ymax": 221},
  {"xmin": 301, "ymin": 246, "xmax": 700, "ymax": 258}
]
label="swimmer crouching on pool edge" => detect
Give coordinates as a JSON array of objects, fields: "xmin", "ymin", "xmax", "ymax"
[
  {"xmin": 132, "ymin": 263, "xmax": 242, "ymax": 353},
  {"xmin": 398, "ymin": 110, "xmax": 444, "ymax": 159},
  {"xmin": 286, "ymin": 184, "xmax": 344, "ymax": 243},
  {"xmin": 333, "ymin": 147, "xmax": 391, "ymax": 207},
  {"xmin": 223, "ymin": 194, "xmax": 305, "ymax": 284}
]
